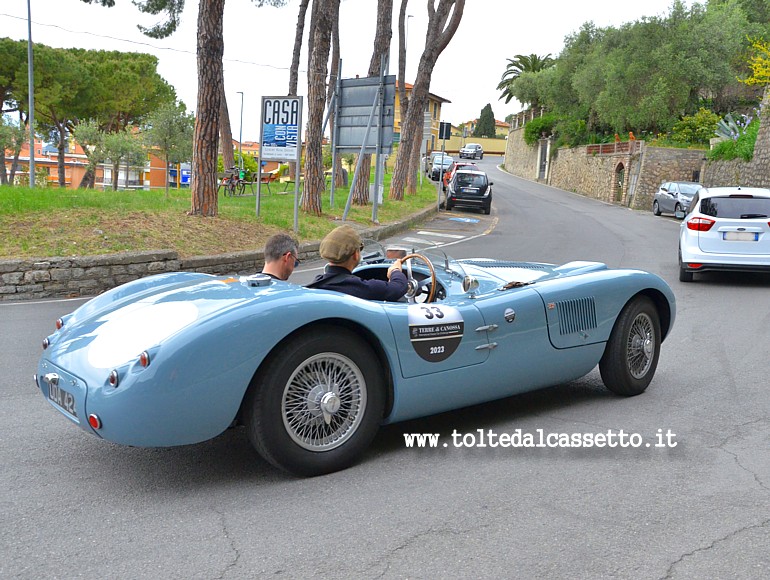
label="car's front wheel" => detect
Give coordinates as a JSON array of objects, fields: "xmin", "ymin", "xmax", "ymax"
[
  {"xmin": 244, "ymin": 326, "xmax": 385, "ymax": 476},
  {"xmin": 599, "ymin": 296, "xmax": 661, "ymax": 396}
]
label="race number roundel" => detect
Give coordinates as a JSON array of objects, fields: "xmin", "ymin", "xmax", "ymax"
[{"xmin": 407, "ymin": 305, "xmax": 464, "ymax": 362}]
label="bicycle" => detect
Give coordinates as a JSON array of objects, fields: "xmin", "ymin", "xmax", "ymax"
[{"xmin": 223, "ymin": 167, "xmax": 245, "ymax": 196}]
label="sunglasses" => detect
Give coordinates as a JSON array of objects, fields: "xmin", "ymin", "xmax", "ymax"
[{"xmin": 285, "ymin": 251, "xmax": 300, "ymax": 268}]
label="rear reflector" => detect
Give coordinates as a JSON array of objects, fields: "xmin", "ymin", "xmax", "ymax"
[
  {"xmin": 88, "ymin": 414, "xmax": 102, "ymax": 429},
  {"xmin": 687, "ymin": 263, "xmax": 703, "ymax": 269}
]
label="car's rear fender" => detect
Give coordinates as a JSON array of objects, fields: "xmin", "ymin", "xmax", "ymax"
[{"xmin": 238, "ymin": 315, "xmax": 399, "ymax": 423}]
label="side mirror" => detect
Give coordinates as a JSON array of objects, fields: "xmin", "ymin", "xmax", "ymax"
[
  {"xmin": 462, "ymin": 276, "xmax": 479, "ymax": 294},
  {"xmin": 675, "ymin": 210, "xmax": 686, "ymax": 220}
]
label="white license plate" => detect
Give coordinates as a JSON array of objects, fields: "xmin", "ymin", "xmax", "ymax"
[
  {"xmin": 723, "ymin": 231, "xmax": 758, "ymax": 241},
  {"xmin": 49, "ymin": 382, "xmax": 77, "ymax": 417}
]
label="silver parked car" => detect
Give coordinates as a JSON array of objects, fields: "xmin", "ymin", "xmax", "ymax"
[
  {"xmin": 678, "ymin": 186, "xmax": 770, "ymax": 282},
  {"xmin": 459, "ymin": 143, "xmax": 484, "ymax": 160},
  {"xmin": 652, "ymin": 181, "xmax": 701, "ymax": 217}
]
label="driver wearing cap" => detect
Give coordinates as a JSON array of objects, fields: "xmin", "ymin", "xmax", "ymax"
[{"xmin": 310, "ymin": 225, "xmax": 408, "ymax": 301}]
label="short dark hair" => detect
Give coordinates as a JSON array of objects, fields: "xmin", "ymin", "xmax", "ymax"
[{"xmin": 264, "ymin": 233, "xmax": 298, "ymax": 262}]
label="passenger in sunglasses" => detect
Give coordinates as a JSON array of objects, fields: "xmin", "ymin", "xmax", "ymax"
[{"xmin": 261, "ymin": 233, "xmax": 300, "ymax": 281}]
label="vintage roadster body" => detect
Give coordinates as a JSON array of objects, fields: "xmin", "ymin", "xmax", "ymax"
[{"xmin": 37, "ymin": 245, "xmax": 675, "ymax": 476}]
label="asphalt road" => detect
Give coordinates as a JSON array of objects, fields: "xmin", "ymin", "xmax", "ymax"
[{"xmin": 3, "ymin": 158, "xmax": 769, "ymax": 579}]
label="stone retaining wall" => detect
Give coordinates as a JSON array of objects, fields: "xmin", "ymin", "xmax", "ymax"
[
  {"xmin": 0, "ymin": 207, "xmax": 436, "ymax": 302},
  {"xmin": 703, "ymin": 90, "xmax": 770, "ymax": 188}
]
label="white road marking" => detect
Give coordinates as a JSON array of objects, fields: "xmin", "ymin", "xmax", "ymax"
[{"xmin": 416, "ymin": 231, "xmax": 465, "ymax": 239}]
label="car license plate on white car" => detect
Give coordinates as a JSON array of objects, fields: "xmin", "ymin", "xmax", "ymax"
[
  {"xmin": 49, "ymin": 382, "xmax": 77, "ymax": 417},
  {"xmin": 723, "ymin": 231, "xmax": 758, "ymax": 241}
]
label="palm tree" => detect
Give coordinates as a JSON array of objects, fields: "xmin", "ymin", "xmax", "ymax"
[{"xmin": 496, "ymin": 53, "xmax": 555, "ymax": 105}]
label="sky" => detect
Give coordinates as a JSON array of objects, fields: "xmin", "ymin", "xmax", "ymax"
[{"xmin": 2, "ymin": 0, "xmax": 692, "ymax": 142}]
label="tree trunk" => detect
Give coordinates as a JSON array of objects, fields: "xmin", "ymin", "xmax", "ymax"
[
  {"xmin": 406, "ymin": 128, "xmax": 420, "ymax": 194},
  {"xmin": 289, "ymin": 0, "xmax": 310, "ymax": 96},
  {"xmin": 112, "ymin": 159, "xmax": 120, "ymax": 191},
  {"xmin": 390, "ymin": 0, "xmax": 464, "ymax": 201},
  {"xmin": 190, "ymin": 0, "xmax": 225, "ymax": 217},
  {"xmin": 56, "ymin": 123, "xmax": 67, "ymax": 188},
  {"xmin": 327, "ymin": 0, "xmax": 345, "ymax": 187},
  {"xmin": 219, "ymin": 82, "xmax": 235, "ymax": 171},
  {"xmin": 301, "ymin": 0, "xmax": 335, "ymax": 216},
  {"xmin": 78, "ymin": 168, "xmax": 95, "ymax": 189},
  {"xmin": 164, "ymin": 152, "xmax": 171, "ymax": 199},
  {"xmin": 352, "ymin": 0, "xmax": 393, "ymax": 206}
]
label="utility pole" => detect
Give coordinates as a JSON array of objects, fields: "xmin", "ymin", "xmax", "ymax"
[
  {"xmin": 237, "ymin": 91, "xmax": 244, "ymax": 172},
  {"xmin": 26, "ymin": 0, "xmax": 35, "ymax": 187}
]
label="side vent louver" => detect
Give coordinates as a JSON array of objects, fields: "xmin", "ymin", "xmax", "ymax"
[{"xmin": 556, "ymin": 297, "xmax": 597, "ymax": 336}]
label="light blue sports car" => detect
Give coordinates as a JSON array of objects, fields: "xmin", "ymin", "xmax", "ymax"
[{"xmin": 36, "ymin": 243, "xmax": 676, "ymax": 476}]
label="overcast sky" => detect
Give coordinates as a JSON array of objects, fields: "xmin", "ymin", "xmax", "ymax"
[{"xmin": 3, "ymin": 0, "xmax": 692, "ymax": 141}]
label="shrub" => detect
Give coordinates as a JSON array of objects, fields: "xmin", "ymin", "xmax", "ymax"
[
  {"xmin": 707, "ymin": 118, "xmax": 760, "ymax": 161},
  {"xmin": 523, "ymin": 113, "xmax": 558, "ymax": 145},
  {"xmin": 671, "ymin": 108, "xmax": 721, "ymax": 145}
]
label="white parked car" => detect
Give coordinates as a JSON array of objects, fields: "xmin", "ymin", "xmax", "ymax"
[{"xmin": 678, "ymin": 186, "xmax": 770, "ymax": 282}]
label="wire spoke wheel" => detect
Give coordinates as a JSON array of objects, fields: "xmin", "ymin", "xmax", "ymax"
[
  {"xmin": 626, "ymin": 312, "xmax": 654, "ymax": 379},
  {"xmin": 282, "ymin": 353, "xmax": 366, "ymax": 451},
  {"xmin": 599, "ymin": 296, "xmax": 661, "ymax": 396},
  {"xmin": 244, "ymin": 326, "xmax": 385, "ymax": 476}
]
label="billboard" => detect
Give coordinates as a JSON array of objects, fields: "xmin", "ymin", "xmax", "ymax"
[{"xmin": 260, "ymin": 96, "xmax": 303, "ymax": 161}]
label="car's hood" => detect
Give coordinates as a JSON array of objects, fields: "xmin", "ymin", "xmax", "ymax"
[{"xmin": 458, "ymin": 259, "xmax": 608, "ymax": 286}]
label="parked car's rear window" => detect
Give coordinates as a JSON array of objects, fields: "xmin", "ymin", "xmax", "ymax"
[
  {"xmin": 700, "ymin": 196, "xmax": 770, "ymax": 218},
  {"xmin": 455, "ymin": 174, "xmax": 487, "ymax": 188}
]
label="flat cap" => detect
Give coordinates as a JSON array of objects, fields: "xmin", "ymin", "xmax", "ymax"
[{"xmin": 319, "ymin": 225, "xmax": 362, "ymax": 263}]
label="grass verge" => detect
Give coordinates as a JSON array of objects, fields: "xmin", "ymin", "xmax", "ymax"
[{"xmin": 0, "ymin": 173, "xmax": 440, "ymax": 259}]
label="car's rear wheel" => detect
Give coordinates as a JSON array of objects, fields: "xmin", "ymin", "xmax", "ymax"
[
  {"xmin": 674, "ymin": 202, "xmax": 683, "ymax": 216},
  {"xmin": 483, "ymin": 200, "xmax": 491, "ymax": 215},
  {"xmin": 678, "ymin": 249, "xmax": 693, "ymax": 282},
  {"xmin": 599, "ymin": 296, "xmax": 661, "ymax": 396},
  {"xmin": 652, "ymin": 201, "xmax": 661, "ymax": 216},
  {"xmin": 244, "ymin": 326, "xmax": 385, "ymax": 476}
]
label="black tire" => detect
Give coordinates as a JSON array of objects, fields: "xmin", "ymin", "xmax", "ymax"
[
  {"xmin": 483, "ymin": 201, "xmax": 491, "ymax": 215},
  {"xmin": 652, "ymin": 200, "xmax": 661, "ymax": 216},
  {"xmin": 479, "ymin": 153, "xmax": 483, "ymax": 159},
  {"xmin": 674, "ymin": 203, "xmax": 683, "ymax": 217},
  {"xmin": 599, "ymin": 296, "xmax": 661, "ymax": 396},
  {"xmin": 678, "ymin": 250, "xmax": 694, "ymax": 282},
  {"xmin": 244, "ymin": 327, "xmax": 385, "ymax": 477}
]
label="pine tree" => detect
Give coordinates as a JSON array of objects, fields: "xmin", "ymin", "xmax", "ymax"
[{"xmin": 473, "ymin": 104, "xmax": 496, "ymax": 138}]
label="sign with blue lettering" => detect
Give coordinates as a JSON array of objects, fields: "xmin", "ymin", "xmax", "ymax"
[{"xmin": 260, "ymin": 96, "xmax": 303, "ymax": 161}]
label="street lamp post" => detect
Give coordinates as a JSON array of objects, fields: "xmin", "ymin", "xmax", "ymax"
[
  {"xmin": 237, "ymin": 91, "xmax": 244, "ymax": 171},
  {"xmin": 405, "ymin": 14, "xmax": 413, "ymax": 78},
  {"xmin": 26, "ymin": 0, "xmax": 35, "ymax": 187}
]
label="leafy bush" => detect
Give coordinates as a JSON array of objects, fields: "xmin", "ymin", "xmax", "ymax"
[
  {"xmin": 707, "ymin": 118, "xmax": 760, "ymax": 161},
  {"xmin": 671, "ymin": 108, "xmax": 720, "ymax": 145},
  {"xmin": 523, "ymin": 113, "xmax": 558, "ymax": 145}
]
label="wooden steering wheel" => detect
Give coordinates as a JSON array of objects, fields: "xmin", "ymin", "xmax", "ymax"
[{"xmin": 401, "ymin": 253, "xmax": 437, "ymax": 303}]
